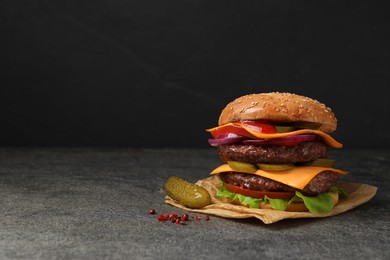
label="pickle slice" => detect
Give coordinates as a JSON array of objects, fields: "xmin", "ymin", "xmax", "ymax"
[
  {"xmin": 227, "ymin": 161, "xmax": 257, "ymax": 173},
  {"xmin": 301, "ymin": 158, "xmax": 336, "ymax": 167},
  {"xmin": 291, "ymin": 122, "xmax": 322, "ymax": 130},
  {"xmin": 275, "ymin": 126, "xmax": 296, "ymax": 133},
  {"xmin": 164, "ymin": 176, "xmax": 211, "ymax": 209},
  {"xmin": 257, "ymin": 163, "xmax": 295, "ymax": 171}
]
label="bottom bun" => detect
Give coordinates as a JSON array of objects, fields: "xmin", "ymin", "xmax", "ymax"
[
  {"xmin": 259, "ymin": 201, "xmax": 310, "ymax": 212},
  {"xmin": 224, "ymin": 192, "xmax": 339, "ymax": 212}
]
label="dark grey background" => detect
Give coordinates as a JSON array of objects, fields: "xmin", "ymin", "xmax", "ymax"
[{"xmin": 1, "ymin": 1, "xmax": 389, "ymax": 148}]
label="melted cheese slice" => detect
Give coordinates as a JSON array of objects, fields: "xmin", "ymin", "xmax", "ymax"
[
  {"xmin": 210, "ymin": 164, "xmax": 348, "ymax": 190},
  {"xmin": 207, "ymin": 122, "xmax": 343, "ymax": 148}
]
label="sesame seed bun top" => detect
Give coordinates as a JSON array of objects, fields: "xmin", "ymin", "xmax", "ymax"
[{"xmin": 218, "ymin": 92, "xmax": 337, "ymax": 133}]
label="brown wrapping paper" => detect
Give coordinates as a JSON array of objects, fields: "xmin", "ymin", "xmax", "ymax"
[{"xmin": 165, "ymin": 176, "xmax": 377, "ymax": 224}]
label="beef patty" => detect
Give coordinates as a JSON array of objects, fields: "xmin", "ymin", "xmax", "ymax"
[
  {"xmin": 219, "ymin": 171, "xmax": 339, "ymax": 195},
  {"xmin": 218, "ymin": 141, "xmax": 329, "ymax": 164}
]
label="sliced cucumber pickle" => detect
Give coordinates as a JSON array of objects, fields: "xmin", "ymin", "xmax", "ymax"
[
  {"xmin": 257, "ymin": 163, "xmax": 295, "ymax": 171},
  {"xmin": 164, "ymin": 176, "xmax": 211, "ymax": 209},
  {"xmin": 291, "ymin": 121, "xmax": 322, "ymax": 130},
  {"xmin": 275, "ymin": 126, "xmax": 296, "ymax": 133},
  {"xmin": 301, "ymin": 158, "xmax": 336, "ymax": 167},
  {"xmin": 227, "ymin": 161, "xmax": 257, "ymax": 173}
]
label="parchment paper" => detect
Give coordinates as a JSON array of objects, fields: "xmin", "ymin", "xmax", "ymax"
[{"xmin": 165, "ymin": 176, "xmax": 377, "ymax": 224}]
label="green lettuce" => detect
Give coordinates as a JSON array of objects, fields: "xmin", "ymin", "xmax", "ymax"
[
  {"xmin": 217, "ymin": 183, "xmax": 261, "ymax": 208},
  {"xmin": 294, "ymin": 191, "xmax": 334, "ymax": 213},
  {"xmin": 330, "ymin": 186, "xmax": 348, "ymax": 199},
  {"xmin": 216, "ymin": 182, "xmax": 348, "ymax": 213},
  {"xmin": 263, "ymin": 196, "xmax": 288, "ymax": 211}
]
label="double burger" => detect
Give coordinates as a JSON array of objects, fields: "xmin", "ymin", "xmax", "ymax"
[{"xmin": 207, "ymin": 92, "xmax": 348, "ymax": 213}]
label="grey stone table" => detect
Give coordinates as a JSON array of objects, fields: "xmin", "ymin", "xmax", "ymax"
[{"xmin": 0, "ymin": 148, "xmax": 389, "ymax": 259}]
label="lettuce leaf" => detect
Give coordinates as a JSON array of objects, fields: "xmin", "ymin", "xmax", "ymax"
[
  {"xmin": 330, "ymin": 186, "xmax": 348, "ymax": 199},
  {"xmin": 263, "ymin": 196, "xmax": 288, "ymax": 211},
  {"xmin": 216, "ymin": 182, "xmax": 348, "ymax": 213},
  {"xmin": 240, "ymin": 195, "xmax": 262, "ymax": 209},
  {"xmin": 217, "ymin": 183, "xmax": 262, "ymax": 208},
  {"xmin": 295, "ymin": 191, "xmax": 334, "ymax": 213}
]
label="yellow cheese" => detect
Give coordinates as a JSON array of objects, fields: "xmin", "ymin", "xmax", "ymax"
[
  {"xmin": 210, "ymin": 164, "xmax": 348, "ymax": 190},
  {"xmin": 207, "ymin": 122, "xmax": 343, "ymax": 148}
]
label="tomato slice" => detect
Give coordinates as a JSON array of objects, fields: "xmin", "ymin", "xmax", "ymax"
[
  {"xmin": 224, "ymin": 182, "xmax": 295, "ymax": 199},
  {"xmin": 240, "ymin": 121, "xmax": 276, "ymax": 134},
  {"xmin": 209, "ymin": 121, "xmax": 276, "ymax": 139},
  {"xmin": 210, "ymin": 124, "xmax": 253, "ymax": 139}
]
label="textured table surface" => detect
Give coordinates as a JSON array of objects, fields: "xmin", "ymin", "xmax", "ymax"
[{"xmin": 0, "ymin": 148, "xmax": 389, "ymax": 259}]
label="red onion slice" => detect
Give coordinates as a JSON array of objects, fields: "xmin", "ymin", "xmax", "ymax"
[
  {"xmin": 242, "ymin": 134, "xmax": 317, "ymax": 145},
  {"xmin": 242, "ymin": 139, "xmax": 269, "ymax": 145},
  {"xmin": 208, "ymin": 133, "xmax": 248, "ymax": 146}
]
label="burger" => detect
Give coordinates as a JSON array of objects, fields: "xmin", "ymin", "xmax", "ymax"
[{"xmin": 207, "ymin": 92, "xmax": 348, "ymax": 213}]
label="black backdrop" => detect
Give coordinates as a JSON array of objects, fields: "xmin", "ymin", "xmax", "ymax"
[{"xmin": 1, "ymin": 1, "xmax": 389, "ymax": 148}]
